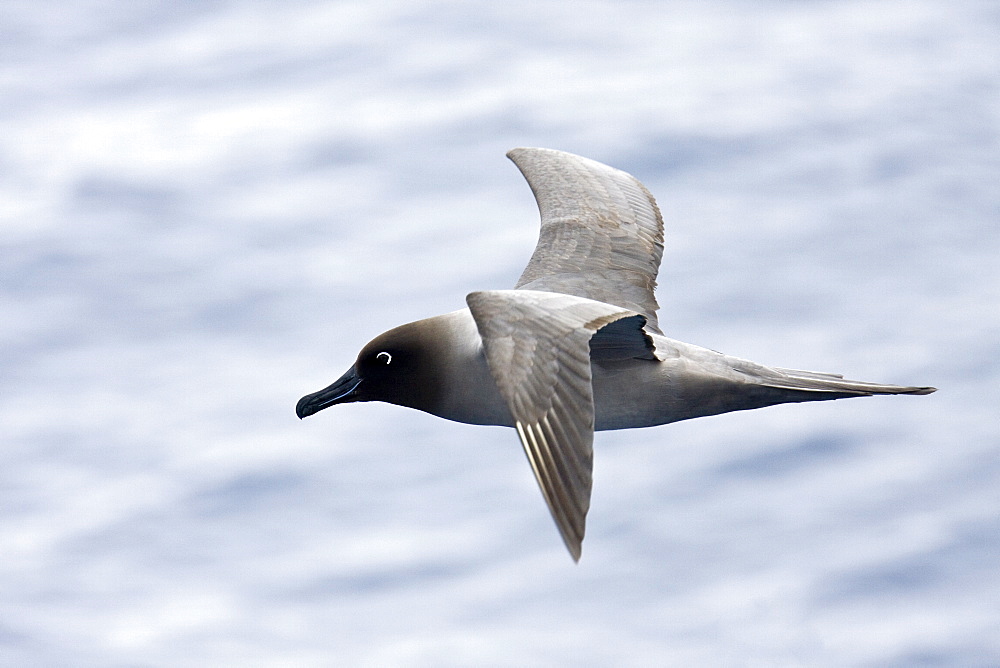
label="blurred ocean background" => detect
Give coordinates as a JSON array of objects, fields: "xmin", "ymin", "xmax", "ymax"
[{"xmin": 2, "ymin": 1, "xmax": 998, "ymax": 665}]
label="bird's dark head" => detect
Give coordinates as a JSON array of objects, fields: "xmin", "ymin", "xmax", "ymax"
[{"xmin": 295, "ymin": 319, "xmax": 447, "ymax": 419}]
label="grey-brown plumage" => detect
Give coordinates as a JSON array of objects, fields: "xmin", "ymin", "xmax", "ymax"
[
  {"xmin": 509, "ymin": 147, "xmax": 665, "ymax": 334},
  {"xmin": 467, "ymin": 290, "xmax": 647, "ymax": 560},
  {"xmin": 296, "ymin": 147, "xmax": 936, "ymax": 561}
]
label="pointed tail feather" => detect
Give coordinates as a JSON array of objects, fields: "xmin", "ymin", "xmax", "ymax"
[
  {"xmin": 765, "ymin": 368, "xmax": 936, "ymax": 396},
  {"xmin": 772, "ymin": 366, "xmax": 844, "ymax": 380}
]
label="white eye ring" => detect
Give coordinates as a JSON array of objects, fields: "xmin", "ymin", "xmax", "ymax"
[{"xmin": 376, "ymin": 351, "xmax": 392, "ymax": 365}]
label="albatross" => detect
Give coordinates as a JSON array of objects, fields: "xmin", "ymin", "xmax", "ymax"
[{"xmin": 296, "ymin": 147, "xmax": 935, "ymax": 561}]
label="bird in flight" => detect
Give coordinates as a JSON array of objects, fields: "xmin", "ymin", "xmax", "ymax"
[{"xmin": 297, "ymin": 147, "xmax": 935, "ymax": 561}]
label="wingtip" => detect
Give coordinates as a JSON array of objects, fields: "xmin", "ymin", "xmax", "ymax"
[
  {"xmin": 506, "ymin": 146, "xmax": 567, "ymax": 163},
  {"xmin": 565, "ymin": 539, "xmax": 583, "ymax": 563},
  {"xmin": 506, "ymin": 146, "xmax": 535, "ymax": 162}
]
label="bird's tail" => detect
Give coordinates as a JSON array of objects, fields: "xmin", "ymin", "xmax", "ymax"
[{"xmin": 766, "ymin": 366, "xmax": 936, "ymax": 396}]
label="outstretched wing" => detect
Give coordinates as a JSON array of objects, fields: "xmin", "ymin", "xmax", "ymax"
[
  {"xmin": 508, "ymin": 147, "xmax": 665, "ymax": 334},
  {"xmin": 466, "ymin": 289, "xmax": 652, "ymax": 561}
]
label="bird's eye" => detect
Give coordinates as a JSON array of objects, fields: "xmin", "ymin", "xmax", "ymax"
[{"xmin": 376, "ymin": 351, "xmax": 392, "ymax": 365}]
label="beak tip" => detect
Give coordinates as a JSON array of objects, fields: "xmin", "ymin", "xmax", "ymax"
[{"xmin": 295, "ymin": 395, "xmax": 314, "ymax": 419}]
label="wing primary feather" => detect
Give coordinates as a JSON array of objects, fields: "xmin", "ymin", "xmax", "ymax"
[
  {"xmin": 538, "ymin": 416, "xmax": 588, "ymax": 514},
  {"xmin": 515, "ymin": 422, "xmax": 566, "ymax": 528},
  {"xmin": 516, "ymin": 420, "xmax": 584, "ymax": 561},
  {"xmin": 540, "ymin": 413, "xmax": 590, "ymax": 494},
  {"xmin": 535, "ymin": 421, "xmax": 583, "ymax": 541},
  {"xmin": 517, "ymin": 422, "xmax": 570, "ymax": 524}
]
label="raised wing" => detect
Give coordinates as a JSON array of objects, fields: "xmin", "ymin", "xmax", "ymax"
[
  {"xmin": 466, "ymin": 289, "xmax": 651, "ymax": 561},
  {"xmin": 508, "ymin": 147, "xmax": 665, "ymax": 334}
]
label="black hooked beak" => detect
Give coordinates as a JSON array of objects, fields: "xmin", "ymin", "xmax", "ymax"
[{"xmin": 296, "ymin": 365, "xmax": 362, "ymax": 419}]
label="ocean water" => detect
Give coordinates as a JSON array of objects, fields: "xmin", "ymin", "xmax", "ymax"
[{"xmin": 2, "ymin": 2, "xmax": 998, "ymax": 665}]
